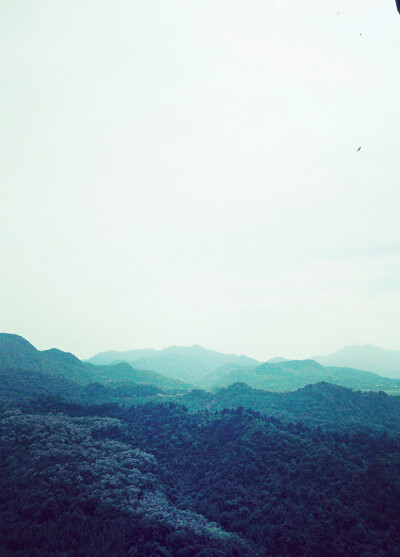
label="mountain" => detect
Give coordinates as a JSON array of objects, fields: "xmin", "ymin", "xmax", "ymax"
[
  {"xmin": 313, "ymin": 344, "xmax": 400, "ymax": 379},
  {"xmin": 87, "ymin": 344, "xmax": 261, "ymax": 384},
  {"xmin": 211, "ymin": 358, "xmax": 400, "ymax": 394},
  {"xmin": 0, "ymin": 334, "xmax": 192, "ymax": 398}
]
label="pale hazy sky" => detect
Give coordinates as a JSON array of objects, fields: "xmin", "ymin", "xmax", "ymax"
[{"xmin": 1, "ymin": 1, "xmax": 400, "ymax": 360}]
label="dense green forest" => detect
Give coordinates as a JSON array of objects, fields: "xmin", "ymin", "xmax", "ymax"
[
  {"xmin": 0, "ymin": 404, "xmax": 251, "ymax": 556},
  {"xmin": 2, "ymin": 392, "xmax": 400, "ymax": 556}
]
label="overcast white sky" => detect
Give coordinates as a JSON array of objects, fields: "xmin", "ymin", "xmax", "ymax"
[{"xmin": 1, "ymin": 1, "xmax": 400, "ymax": 360}]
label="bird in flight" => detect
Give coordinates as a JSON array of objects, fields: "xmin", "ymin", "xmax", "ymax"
[
  {"xmin": 397, "ymin": 0, "xmax": 400, "ymax": 15},
  {"xmin": 357, "ymin": 146, "xmax": 361, "ymax": 152}
]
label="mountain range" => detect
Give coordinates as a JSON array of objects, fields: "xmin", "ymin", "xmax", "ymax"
[
  {"xmin": 88, "ymin": 343, "xmax": 400, "ymax": 393},
  {"xmin": 89, "ymin": 343, "xmax": 400, "ymax": 384},
  {"xmin": 3, "ymin": 334, "xmax": 400, "ymax": 402}
]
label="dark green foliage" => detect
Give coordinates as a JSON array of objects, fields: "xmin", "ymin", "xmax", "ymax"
[
  {"xmin": 4, "ymin": 394, "xmax": 400, "ymax": 556},
  {"xmin": 0, "ymin": 408, "xmax": 252, "ymax": 556},
  {"xmin": 122, "ymin": 402, "xmax": 400, "ymax": 556}
]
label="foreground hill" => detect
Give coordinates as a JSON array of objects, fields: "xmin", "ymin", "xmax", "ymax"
[
  {"xmin": 0, "ymin": 334, "xmax": 192, "ymax": 399},
  {"xmin": 87, "ymin": 344, "xmax": 260, "ymax": 384},
  {"xmin": 211, "ymin": 359, "xmax": 400, "ymax": 394},
  {"xmin": 3, "ymin": 397, "xmax": 400, "ymax": 556},
  {"xmin": 313, "ymin": 344, "xmax": 400, "ymax": 379}
]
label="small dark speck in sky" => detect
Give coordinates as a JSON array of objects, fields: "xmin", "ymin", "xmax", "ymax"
[{"xmin": 357, "ymin": 147, "xmax": 361, "ymax": 151}]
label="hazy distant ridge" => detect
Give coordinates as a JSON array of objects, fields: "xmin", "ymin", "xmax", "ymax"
[
  {"xmin": 313, "ymin": 345, "xmax": 400, "ymax": 379},
  {"xmin": 87, "ymin": 344, "xmax": 261, "ymax": 384}
]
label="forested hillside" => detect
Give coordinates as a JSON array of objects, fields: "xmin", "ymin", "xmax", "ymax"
[
  {"xmin": 2, "ymin": 397, "xmax": 400, "ymax": 556},
  {"xmin": 0, "ymin": 407, "xmax": 250, "ymax": 556}
]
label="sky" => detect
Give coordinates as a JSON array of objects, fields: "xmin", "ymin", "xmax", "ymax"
[{"xmin": 1, "ymin": 1, "xmax": 400, "ymax": 361}]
